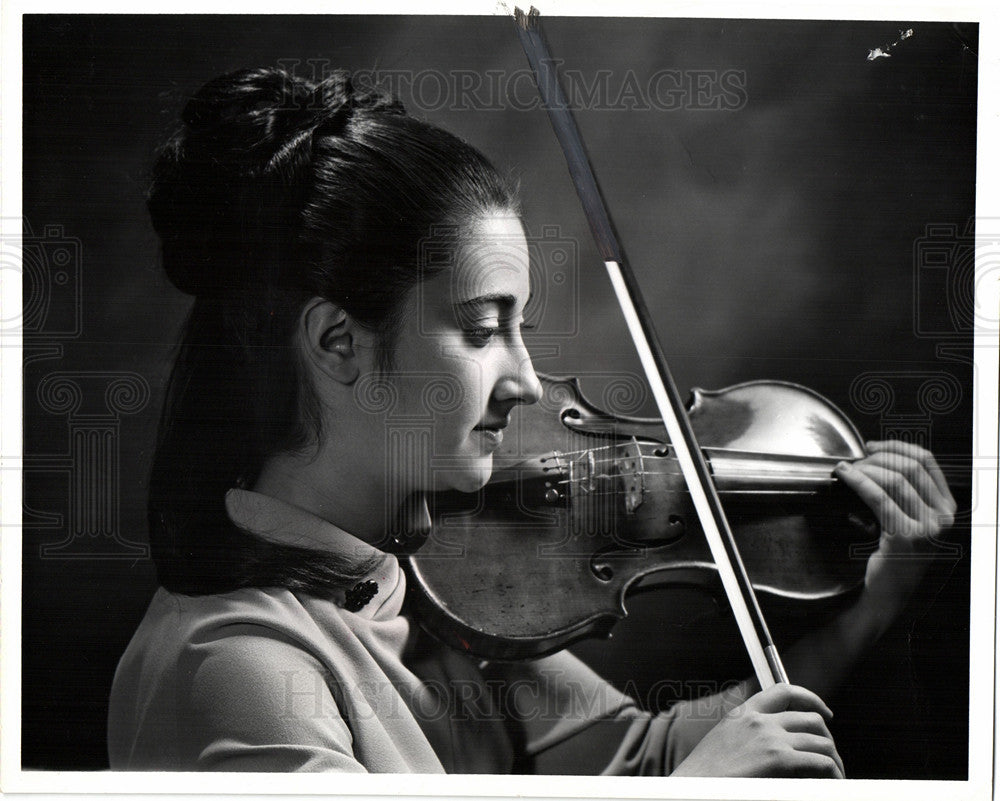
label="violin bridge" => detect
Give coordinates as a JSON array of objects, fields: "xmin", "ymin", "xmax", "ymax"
[
  {"xmin": 540, "ymin": 451, "xmax": 569, "ymax": 505},
  {"xmin": 617, "ymin": 437, "xmax": 646, "ymax": 514}
]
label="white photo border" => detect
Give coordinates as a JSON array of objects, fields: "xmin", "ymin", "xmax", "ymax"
[{"xmin": 2, "ymin": 1, "xmax": 996, "ymax": 800}]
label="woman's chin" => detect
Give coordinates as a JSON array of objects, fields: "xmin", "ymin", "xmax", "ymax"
[{"xmin": 433, "ymin": 458, "xmax": 494, "ymax": 494}]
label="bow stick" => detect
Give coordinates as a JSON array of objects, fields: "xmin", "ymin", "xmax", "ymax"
[{"xmin": 513, "ymin": 6, "xmax": 788, "ymax": 689}]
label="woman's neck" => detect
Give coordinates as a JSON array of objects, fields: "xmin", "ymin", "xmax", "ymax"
[{"xmin": 252, "ymin": 446, "xmax": 421, "ymax": 547}]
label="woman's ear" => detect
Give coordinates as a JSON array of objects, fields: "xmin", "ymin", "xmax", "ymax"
[{"xmin": 301, "ymin": 298, "xmax": 363, "ymax": 385}]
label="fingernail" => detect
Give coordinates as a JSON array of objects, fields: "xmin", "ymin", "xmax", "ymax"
[{"xmin": 835, "ymin": 461, "xmax": 850, "ymax": 474}]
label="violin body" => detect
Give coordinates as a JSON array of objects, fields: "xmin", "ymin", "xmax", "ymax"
[{"xmin": 405, "ymin": 373, "xmax": 877, "ymax": 661}]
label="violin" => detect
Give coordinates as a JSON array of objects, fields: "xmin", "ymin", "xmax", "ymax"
[
  {"xmin": 407, "ymin": 7, "xmax": 877, "ymax": 685},
  {"xmin": 405, "ymin": 373, "xmax": 878, "ymax": 661}
]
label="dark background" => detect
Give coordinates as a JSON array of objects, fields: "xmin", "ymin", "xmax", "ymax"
[{"xmin": 21, "ymin": 15, "xmax": 977, "ymax": 776}]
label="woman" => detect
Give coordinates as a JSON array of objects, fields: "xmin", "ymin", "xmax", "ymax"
[{"xmin": 108, "ymin": 65, "xmax": 956, "ymax": 775}]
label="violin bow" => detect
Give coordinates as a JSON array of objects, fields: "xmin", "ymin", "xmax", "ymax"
[{"xmin": 513, "ymin": 6, "xmax": 788, "ymax": 689}]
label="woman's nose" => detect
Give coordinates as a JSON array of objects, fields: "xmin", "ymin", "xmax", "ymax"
[
  {"xmin": 518, "ymin": 359, "xmax": 543, "ymax": 405},
  {"xmin": 496, "ymin": 350, "xmax": 542, "ymax": 406}
]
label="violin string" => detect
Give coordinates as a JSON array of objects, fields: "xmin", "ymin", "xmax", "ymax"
[
  {"xmin": 540, "ymin": 443, "xmax": 644, "ymax": 460},
  {"xmin": 541, "ymin": 442, "xmax": 852, "ymax": 462},
  {"xmin": 541, "ymin": 447, "xmax": 851, "ymax": 471},
  {"xmin": 546, "ymin": 444, "xmax": 689, "ymax": 461},
  {"xmin": 543, "ymin": 456, "xmax": 843, "ymax": 475},
  {"xmin": 542, "ymin": 452, "xmax": 677, "ymax": 474},
  {"xmin": 550, "ymin": 486, "xmax": 823, "ymax": 498},
  {"xmin": 551, "ymin": 472, "xmax": 837, "ymax": 485},
  {"xmin": 540, "ymin": 448, "xmax": 643, "ymax": 470},
  {"xmin": 546, "ymin": 458, "xmax": 850, "ymax": 475}
]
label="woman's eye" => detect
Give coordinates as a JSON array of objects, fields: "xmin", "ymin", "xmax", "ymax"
[
  {"xmin": 464, "ymin": 319, "xmax": 532, "ymax": 345},
  {"xmin": 466, "ymin": 326, "xmax": 499, "ymax": 345}
]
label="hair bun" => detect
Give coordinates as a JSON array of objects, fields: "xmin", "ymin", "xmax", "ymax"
[
  {"xmin": 182, "ymin": 67, "xmax": 403, "ymax": 157},
  {"xmin": 148, "ymin": 66, "xmax": 404, "ymax": 297}
]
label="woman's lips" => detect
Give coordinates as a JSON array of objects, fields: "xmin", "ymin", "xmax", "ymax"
[{"xmin": 473, "ymin": 425, "xmax": 505, "ymax": 448}]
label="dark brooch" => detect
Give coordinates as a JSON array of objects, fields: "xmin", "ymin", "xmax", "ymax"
[{"xmin": 344, "ymin": 580, "xmax": 379, "ymax": 612}]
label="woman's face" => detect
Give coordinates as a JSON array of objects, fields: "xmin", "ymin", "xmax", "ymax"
[{"xmin": 375, "ymin": 211, "xmax": 542, "ymax": 495}]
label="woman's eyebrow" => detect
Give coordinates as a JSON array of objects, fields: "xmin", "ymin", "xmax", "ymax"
[
  {"xmin": 453, "ymin": 289, "xmax": 534, "ymax": 313},
  {"xmin": 453, "ymin": 292, "xmax": 519, "ymax": 312}
]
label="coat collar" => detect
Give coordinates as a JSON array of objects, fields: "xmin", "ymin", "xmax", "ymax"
[{"xmin": 224, "ymin": 487, "xmax": 411, "ymax": 619}]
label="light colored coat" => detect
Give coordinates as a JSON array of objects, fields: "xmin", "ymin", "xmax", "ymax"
[{"xmin": 108, "ymin": 489, "xmax": 711, "ymax": 773}]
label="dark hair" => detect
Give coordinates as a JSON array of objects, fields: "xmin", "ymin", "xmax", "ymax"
[{"xmin": 147, "ymin": 66, "xmax": 518, "ymax": 597}]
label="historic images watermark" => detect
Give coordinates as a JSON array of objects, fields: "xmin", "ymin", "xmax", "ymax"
[
  {"xmin": 912, "ymin": 217, "xmax": 999, "ymax": 345},
  {"xmin": 7, "ymin": 216, "xmax": 151, "ymax": 559},
  {"xmin": 911, "ymin": 217, "xmax": 996, "ymax": 495},
  {"xmin": 3, "ymin": 219, "xmax": 82, "ymax": 341},
  {"xmin": 276, "ymin": 59, "xmax": 749, "ymax": 114},
  {"xmin": 275, "ymin": 663, "xmax": 746, "ymax": 725},
  {"xmin": 837, "ymin": 217, "xmax": 995, "ymax": 562}
]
